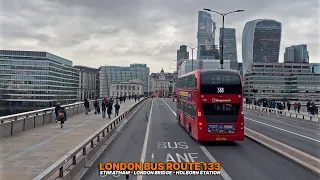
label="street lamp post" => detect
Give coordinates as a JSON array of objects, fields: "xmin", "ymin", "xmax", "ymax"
[
  {"xmin": 186, "ymin": 46, "xmax": 199, "ymax": 71},
  {"xmin": 203, "ymin": 9, "xmax": 244, "ymax": 69}
]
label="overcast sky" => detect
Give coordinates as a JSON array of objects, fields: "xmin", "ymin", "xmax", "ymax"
[{"xmin": 0, "ymin": 0, "xmax": 319, "ymax": 73}]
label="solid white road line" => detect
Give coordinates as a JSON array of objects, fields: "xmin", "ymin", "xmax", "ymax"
[
  {"xmin": 161, "ymin": 99, "xmax": 233, "ymax": 180},
  {"xmin": 245, "ymin": 117, "xmax": 320, "ymax": 143},
  {"xmin": 137, "ymin": 99, "xmax": 154, "ymax": 180}
]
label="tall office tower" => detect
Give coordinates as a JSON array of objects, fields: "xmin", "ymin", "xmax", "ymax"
[
  {"xmin": 284, "ymin": 44, "xmax": 309, "ymax": 63},
  {"xmin": 219, "ymin": 28, "xmax": 238, "ymax": 69},
  {"xmin": 197, "ymin": 11, "xmax": 216, "ymax": 60},
  {"xmin": 0, "ymin": 50, "xmax": 79, "ymax": 115},
  {"xmin": 176, "ymin": 45, "xmax": 189, "ymax": 71},
  {"xmin": 242, "ymin": 19, "xmax": 282, "ymax": 73}
]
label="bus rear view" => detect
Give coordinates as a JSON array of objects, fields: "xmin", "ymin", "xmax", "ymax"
[{"xmin": 198, "ymin": 69, "xmax": 244, "ymax": 141}]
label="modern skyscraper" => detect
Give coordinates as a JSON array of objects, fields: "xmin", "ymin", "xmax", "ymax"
[
  {"xmin": 197, "ymin": 11, "xmax": 216, "ymax": 59},
  {"xmin": 177, "ymin": 45, "xmax": 189, "ymax": 60},
  {"xmin": 176, "ymin": 45, "xmax": 189, "ymax": 71},
  {"xmin": 219, "ymin": 28, "xmax": 238, "ymax": 69},
  {"xmin": 242, "ymin": 19, "xmax": 282, "ymax": 73},
  {"xmin": 284, "ymin": 44, "xmax": 309, "ymax": 63}
]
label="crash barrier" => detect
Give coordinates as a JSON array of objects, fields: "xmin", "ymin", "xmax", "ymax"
[
  {"xmin": 0, "ymin": 99, "xmax": 102, "ymax": 138},
  {"xmin": 32, "ymin": 98, "xmax": 147, "ymax": 180},
  {"xmin": 245, "ymin": 104, "xmax": 319, "ymax": 122}
]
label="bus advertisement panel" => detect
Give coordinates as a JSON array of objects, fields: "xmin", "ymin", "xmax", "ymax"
[{"xmin": 176, "ymin": 69, "xmax": 244, "ymax": 142}]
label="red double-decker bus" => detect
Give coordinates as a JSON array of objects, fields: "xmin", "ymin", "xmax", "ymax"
[{"xmin": 176, "ymin": 69, "xmax": 244, "ymax": 141}]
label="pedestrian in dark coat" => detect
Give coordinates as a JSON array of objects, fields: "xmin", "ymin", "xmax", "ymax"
[
  {"xmin": 107, "ymin": 102, "xmax": 113, "ymax": 118},
  {"xmin": 101, "ymin": 101, "xmax": 106, "ymax": 118},
  {"xmin": 57, "ymin": 107, "xmax": 67, "ymax": 128},
  {"xmin": 55, "ymin": 102, "xmax": 60, "ymax": 123}
]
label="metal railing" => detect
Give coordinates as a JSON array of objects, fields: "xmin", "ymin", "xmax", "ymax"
[
  {"xmin": 245, "ymin": 104, "xmax": 320, "ymax": 122},
  {"xmin": 0, "ymin": 99, "xmax": 102, "ymax": 138},
  {"xmin": 33, "ymin": 98, "xmax": 147, "ymax": 180}
]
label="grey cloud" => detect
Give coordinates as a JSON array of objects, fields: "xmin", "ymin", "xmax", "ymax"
[{"xmin": 0, "ymin": 0, "xmax": 319, "ymax": 72}]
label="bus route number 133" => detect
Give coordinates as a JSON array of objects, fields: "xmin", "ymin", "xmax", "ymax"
[{"xmin": 202, "ymin": 162, "xmax": 221, "ymax": 171}]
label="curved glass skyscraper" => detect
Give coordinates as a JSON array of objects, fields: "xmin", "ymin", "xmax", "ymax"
[{"xmin": 242, "ymin": 19, "xmax": 282, "ymax": 73}]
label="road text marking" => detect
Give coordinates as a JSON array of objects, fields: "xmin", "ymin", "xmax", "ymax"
[{"xmin": 161, "ymin": 99, "xmax": 232, "ymax": 180}]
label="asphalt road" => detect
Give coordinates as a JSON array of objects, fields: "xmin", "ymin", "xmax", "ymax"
[
  {"xmin": 82, "ymin": 98, "xmax": 319, "ymax": 180},
  {"xmin": 81, "ymin": 99, "xmax": 152, "ymax": 180},
  {"xmin": 163, "ymin": 98, "xmax": 319, "ymax": 180},
  {"xmin": 244, "ymin": 109, "xmax": 320, "ymax": 159}
]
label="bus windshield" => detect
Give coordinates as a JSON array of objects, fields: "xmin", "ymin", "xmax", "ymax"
[{"xmin": 200, "ymin": 73, "xmax": 242, "ymax": 94}]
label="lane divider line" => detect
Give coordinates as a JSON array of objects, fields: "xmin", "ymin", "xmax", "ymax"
[
  {"xmin": 245, "ymin": 117, "xmax": 320, "ymax": 143},
  {"xmin": 75, "ymin": 100, "xmax": 148, "ymax": 180},
  {"xmin": 245, "ymin": 127, "xmax": 320, "ymax": 175},
  {"xmin": 137, "ymin": 99, "xmax": 154, "ymax": 180},
  {"xmin": 161, "ymin": 99, "xmax": 233, "ymax": 180}
]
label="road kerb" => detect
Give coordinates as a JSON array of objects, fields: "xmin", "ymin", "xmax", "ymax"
[{"xmin": 244, "ymin": 127, "xmax": 320, "ymax": 176}]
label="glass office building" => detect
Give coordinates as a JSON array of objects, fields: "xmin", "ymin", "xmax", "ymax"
[
  {"xmin": 197, "ymin": 11, "xmax": 216, "ymax": 60},
  {"xmin": 284, "ymin": 44, "xmax": 309, "ymax": 63},
  {"xmin": 0, "ymin": 50, "xmax": 79, "ymax": 115},
  {"xmin": 99, "ymin": 64, "xmax": 150, "ymax": 97},
  {"xmin": 220, "ymin": 28, "xmax": 238, "ymax": 69},
  {"xmin": 242, "ymin": 19, "xmax": 282, "ymax": 73},
  {"xmin": 310, "ymin": 63, "xmax": 320, "ymax": 74},
  {"xmin": 244, "ymin": 62, "xmax": 320, "ymax": 102}
]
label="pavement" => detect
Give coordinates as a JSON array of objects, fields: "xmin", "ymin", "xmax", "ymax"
[
  {"xmin": 82, "ymin": 98, "xmax": 319, "ymax": 180},
  {"xmin": 244, "ymin": 109, "xmax": 320, "ymax": 159},
  {"xmin": 0, "ymin": 99, "xmax": 139, "ymax": 180}
]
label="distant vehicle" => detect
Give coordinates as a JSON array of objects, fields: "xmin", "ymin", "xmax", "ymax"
[{"xmin": 176, "ymin": 69, "xmax": 244, "ymax": 141}]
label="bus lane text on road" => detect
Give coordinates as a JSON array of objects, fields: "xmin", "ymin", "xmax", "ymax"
[{"xmin": 153, "ymin": 141, "xmax": 199, "ymax": 163}]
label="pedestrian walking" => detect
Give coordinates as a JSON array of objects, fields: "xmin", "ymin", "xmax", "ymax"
[
  {"xmin": 84, "ymin": 99, "xmax": 90, "ymax": 115},
  {"xmin": 114, "ymin": 102, "xmax": 120, "ymax": 117},
  {"xmin": 123, "ymin": 95, "xmax": 126, "ymax": 102},
  {"xmin": 55, "ymin": 102, "xmax": 60, "ymax": 123},
  {"xmin": 94, "ymin": 100, "xmax": 99, "ymax": 114},
  {"xmin": 107, "ymin": 101, "xmax": 113, "ymax": 118},
  {"xmin": 101, "ymin": 100, "xmax": 106, "ymax": 118},
  {"xmin": 56, "ymin": 106, "xmax": 67, "ymax": 128}
]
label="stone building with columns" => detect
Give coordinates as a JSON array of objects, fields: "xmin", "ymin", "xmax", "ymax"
[
  {"xmin": 150, "ymin": 69, "xmax": 174, "ymax": 97},
  {"xmin": 109, "ymin": 80, "xmax": 144, "ymax": 98}
]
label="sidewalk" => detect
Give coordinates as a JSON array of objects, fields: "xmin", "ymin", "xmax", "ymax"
[{"xmin": 0, "ymin": 99, "xmax": 140, "ymax": 180}]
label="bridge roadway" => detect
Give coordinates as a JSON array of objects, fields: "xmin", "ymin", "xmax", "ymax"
[
  {"xmin": 244, "ymin": 109, "xmax": 320, "ymax": 159},
  {"xmin": 0, "ymin": 99, "xmax": 140, "ymax": 180},
  {"xmin": 82, "ymin": 98, "xmax": 319, "ymax": 180}
]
